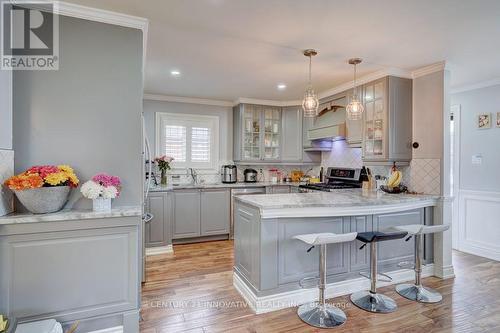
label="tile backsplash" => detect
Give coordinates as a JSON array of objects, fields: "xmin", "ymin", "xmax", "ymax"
[
  {"xmin": 0, "ymin": 149, "xmax": 14, "ymax": 216},
  {"xmin": 320, "ymin": 140, "xmax": 441, "ymax": 195}
]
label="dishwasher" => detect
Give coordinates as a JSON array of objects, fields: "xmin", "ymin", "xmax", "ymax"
[{"xmin": 230, "ymin": 187, "xmax": 266, "ymax": 239}]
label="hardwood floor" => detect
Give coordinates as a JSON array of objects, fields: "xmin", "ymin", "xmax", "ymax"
[{"xmin": 141, "ymin": 240, "xmax": 500, "ymax": 333}]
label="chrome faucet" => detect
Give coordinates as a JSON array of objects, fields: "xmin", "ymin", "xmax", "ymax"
[{"xmin": 188, "ymin": 168, "xmax": 198, "ymax": 185}]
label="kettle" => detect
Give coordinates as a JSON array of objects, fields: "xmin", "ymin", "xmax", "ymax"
[{"xmin": 221, "ymin": 165, "xmax": 237, "ymax": 183}]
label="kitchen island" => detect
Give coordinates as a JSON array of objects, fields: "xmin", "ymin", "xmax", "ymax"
[{"xmin": 233, "ymin": 190, "xmax": 452, "ymax": 313}]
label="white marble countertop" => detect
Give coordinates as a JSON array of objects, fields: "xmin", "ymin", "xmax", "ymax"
[
  {"xmin": 0, "ymin": 206, "xmax": 142, "ymax": 225},
  {"xmin": 235, "ymin": 189, "xmax": 440, "ymax": 218},
  {"xmin": 150, "ymin": 181, "xmax": 303, "ymax": 191}
]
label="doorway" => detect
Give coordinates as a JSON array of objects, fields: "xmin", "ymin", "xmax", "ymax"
[{"xmin": 450, "ymin": 105, "xmax": 461, "ymax": 250}]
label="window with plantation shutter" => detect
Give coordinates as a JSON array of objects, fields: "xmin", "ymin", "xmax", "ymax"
[
  {"xmin": 156, "ymin": 113, "xmax": 219, "ymax": 169},
  {"xmin": 165, "ymin": 125, "xmax": 187, "ymax": 162}
]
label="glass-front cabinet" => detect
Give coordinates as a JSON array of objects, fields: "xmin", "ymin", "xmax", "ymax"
[
  {"xmin": 363, "ymin": 78, "xmax": 387, "ymax": 159},
  {"xmin": 237, "ymin": 104, "xmax": 281, "ymax": 162},
  {"xmin": 361, "ymin": 76, "xmax": 413, "ymax": 164}
]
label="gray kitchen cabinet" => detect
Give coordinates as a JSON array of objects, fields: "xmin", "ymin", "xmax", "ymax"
[
  {"xmin": 233, "ymin": 104, "xmax": 281, "ymax": 162},
  {"xmin": 349, "ymin": 215, "xmax": 373, "ymax": 272},
  {"xmin": 374, "ymin": 208, "xmax": 424, "ymax": 268},
  {"xmin": 173, "ymin": 190, "xmax": 201, "ymax": 239},
  {"xmin": 145, "ymin": 192, "xmax": 172, "ymax": 247},
  {"xmin": 201, "ymin": 188, "xmax": 230, "ymax": 236},
  {"xmin": 234, "ymin": 103, "xmax": 320, "ymax": 164},
  {"xmin": 362, "ymin": 76, "xmax": 412, "ymax": 164},
  {"xmin": 281, "ymin": 106, "xmax": 303, "ymax": 161},
  {"xmin": 0, "ymin": 216, "xmax": 140, "ymax": 331}
]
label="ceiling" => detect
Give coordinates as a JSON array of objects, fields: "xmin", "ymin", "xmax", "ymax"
[{"xmin": 67, "ymin": 0, "xmax": 500, "ymax": 101}]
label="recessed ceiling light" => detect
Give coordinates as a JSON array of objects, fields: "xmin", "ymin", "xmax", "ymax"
[
  {"xmin": 277, "ymin": 84, "xmax": 287, "ymax": 90},
  {"xmin": 170, "ymin": 70, "xmax": 181, "ymax": 77}
]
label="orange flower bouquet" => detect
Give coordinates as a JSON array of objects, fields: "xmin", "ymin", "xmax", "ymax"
[{"xmin": 4, "ymin": 165, "xmax": 79, "ymax": 214}]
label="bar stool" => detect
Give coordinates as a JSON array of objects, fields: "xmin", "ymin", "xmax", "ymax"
[
  {"xmin": 350, "ymin": 231, "xmax": 408, "ymax": 313},
  {"xmin": 293, "ymin": 232, "xmax": 358, "ymax": 328},
  {"xmin": 388, "ymin": 224, "xmax": 450, "ymax": 303}
]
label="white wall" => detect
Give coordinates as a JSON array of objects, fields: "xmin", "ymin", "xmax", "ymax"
[
  {"xmin": 143, "ymin": 99, "xmax": 233, "ymax": 176},
  {"xmin": 451, "ymin": 84, "xmax": 500, "ymax": 261}
]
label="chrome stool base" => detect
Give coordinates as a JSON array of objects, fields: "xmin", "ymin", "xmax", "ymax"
[
  {"xmin": 297, "ymin": 302, "xmax": 347, "ymax": 328},
  {"xmin": 396, "ymin": 283, "xmax": 442, "ymax": 303},
  {"xmin": 350, "ymin": 291, "xmax": 397, "ymax": 313}
]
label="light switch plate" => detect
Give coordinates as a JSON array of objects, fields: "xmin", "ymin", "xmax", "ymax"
[{"xmin": 472, "ymin": 154, "xmax": 483, "ymax": 165}]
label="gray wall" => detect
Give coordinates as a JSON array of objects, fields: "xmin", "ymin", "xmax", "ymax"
[
  {"xmin": 143, "ymin": 99, "xmax": 233, "ymax": 164},
  {"xmin": 413, "ymin": 71, "xmax": 445, "ymax": 159},
  {"xmin": 13, "ymin": 16, "xmax": 143, "ymax": 209},
  {"xmin": 0, "ymin": 69, "xmax": 12, "ymax": 150},
  {"xmin": 451, "ymin": 84, "xmax": 500, "ymax": 192}
]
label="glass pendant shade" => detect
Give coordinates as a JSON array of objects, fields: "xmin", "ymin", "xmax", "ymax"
[
  {"xmin": 302, "ymin": 49, "xmax": 319, "ymax": 118},
  {"xmin": 346, "ymin": 58, "xmax": 364, "ymax": 121},
  {"xmin": 346, "ymin": 95, "xmax": 364, "ymax": 120},
  {"xmin": 302, "ymin": 85, "xmax": 319, "ymax": 117}
]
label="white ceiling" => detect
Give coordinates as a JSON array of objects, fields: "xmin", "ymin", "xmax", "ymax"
[{"xmin": 67, "ymin": 0, "xmax": 500, "ymax": 101}]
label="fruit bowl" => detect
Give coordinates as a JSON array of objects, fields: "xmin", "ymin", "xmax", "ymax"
[{"xmin": 380, "ymin": 185, "xmax": 408, "ymax": 194}]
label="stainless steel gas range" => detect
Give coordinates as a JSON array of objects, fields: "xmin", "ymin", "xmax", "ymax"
[{"xmin": 298, "ymin": 167, "xmax": 364, "ymax": 193}]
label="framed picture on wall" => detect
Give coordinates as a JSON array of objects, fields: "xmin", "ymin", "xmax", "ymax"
[
  {"xmin": 478, "ymin": 113, "xmax": 491, "ymax": 129},
  {"xmin": 497, "ymin": 112, "xmax": 500, "ymax": 127}
]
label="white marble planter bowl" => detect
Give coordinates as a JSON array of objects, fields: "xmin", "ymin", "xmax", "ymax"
[{"xmin": 14, "ymin": 186, "xmax": 71, "ymax": 214}]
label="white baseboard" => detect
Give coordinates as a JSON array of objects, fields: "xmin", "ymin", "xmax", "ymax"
[
  {"xmin": 234, "ymin": 264, "xmax": 435, "ymax": 314},
  {"xmin": 434, "ymin": 264, "xmax": 455, "ymax": 279},
  {"xmin": 89, "ymin": 326, "xmax": 123, "ymax": 333},
  {"xmin": 145, "ymin": 245, "xmax": 173, "ymax": 256}
]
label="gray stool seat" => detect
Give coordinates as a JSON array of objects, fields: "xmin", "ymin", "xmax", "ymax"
[
  {"xmin": 387, "ymin": 224, "xmax": 450, "ymax": 303},
  {"xmin": 350, "ymin": 231, "xmax": 407, "ymax": 313},
  {"xmin": 294, "ymin": 232, "xmax": 357, "ymax": 328}
]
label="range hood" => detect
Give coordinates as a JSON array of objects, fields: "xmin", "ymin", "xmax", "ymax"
[{"xmin": 304, "ymin": 104, "xmax": 346, "ymax": 151}]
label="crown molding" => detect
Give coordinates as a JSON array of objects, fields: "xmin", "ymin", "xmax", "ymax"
[
  {"xmin": 21, "ymin": 1, "xmax": 149, "ymax": 84},
  {"xmin": 144, "ymin": 62, "xmax": 451, "ymax": 108},
  {"xmin": 20, "ymin": 0, "xmax": 149, "ymax": 30},
  {"xmin": 451, "ymin": 77, "xmax": 500, "ymax": 94},
  {"xmin": 233, "ymin": 97, "xmax": 302, "ymax": 107},
  {"xmin": 317, "ymin": 67, "xmax": 412, "ymax": 100},
  {"xmin": 144, "ymin": 93, "xmax": 233, "ymax": 107},
  {"xmin": 411, "ymin": 61, "xmax": 447, "ymax": 79}
]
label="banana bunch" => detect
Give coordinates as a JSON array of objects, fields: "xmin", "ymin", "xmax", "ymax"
[{"xmin": 387, "ymin": 170, "xmax": 402, "ymax": 188}]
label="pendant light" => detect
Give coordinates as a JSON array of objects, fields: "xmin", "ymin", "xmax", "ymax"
[
  {"xmin": 346, "ymin": 58, "xmax": 364, "ymax": 120},
  {"xmin": 302, "ymin": 49, "xmax": 319, "ymax": 118}
]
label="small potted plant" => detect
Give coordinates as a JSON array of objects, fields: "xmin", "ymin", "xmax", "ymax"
[
  {"xmin": 80, "ymin": 173, "xmax": 121, "ymax": 212},
  {"xmin": 154, "ymin": 155, "xmax": 174, "ymax": 185},
  {"xmin": 4, "ymin": 165, "xmax": 79, "ymax": 214}
]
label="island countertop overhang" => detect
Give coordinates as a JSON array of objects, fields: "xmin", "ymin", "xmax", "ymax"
[{"xmin": 235, "ymin": 189, "xmax": 440, "ymax": 219}]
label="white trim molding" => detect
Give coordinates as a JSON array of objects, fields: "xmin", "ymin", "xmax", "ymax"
[
  {"xmin": 144, "ymin": 94, "xmax": 233, "ymax": 107},
  {"xmin": 318, "ymin": 67, "xmax": 412, "ymax": 100},
  {"xmin": 234, "ymin": 265, "xmax": 434, "ymax": 314},
  {"xmin": 451, "ymin": 77, "xmax": 500, "ymax": 94},
  {"xmin": 26, "ymin": 1, "xmax": 149, "ymax": 81},
  {"xmin": 458, "ymin": 189, "xmax": 500, "ymax": 261},
  {"xmin": 24, "ymin": 0, "xmax": 148, "ymax": 30},
  {"xmin": 411, "ymin": 61, "xmax": 447, "ymax": 79},
  {"xmin": 145, "ymin": 245, "xmax": 173, "ymax": 256},
  {"xmin": 89, "ymin": 326, "xmax": 123, "ymax": 333}
]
